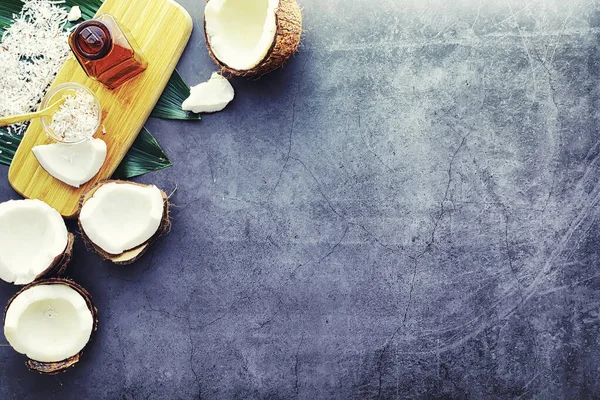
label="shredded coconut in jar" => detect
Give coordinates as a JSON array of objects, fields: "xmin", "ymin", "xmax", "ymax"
[
  {"xmin": 0, "ymin": 0, "xmax": 70, "ymax": 136},
  {"xmin": 49, "ymin": 90, "xmax": 99, "ymax": 142}
]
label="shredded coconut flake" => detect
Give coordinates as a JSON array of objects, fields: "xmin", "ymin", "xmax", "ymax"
[
  {"xmin": 49, "ymin": 90, "xmax": 99, "ymax": 141},
  {"xmin": 0, "ymin": 0, "xmax": 70, "ymax": 136}
]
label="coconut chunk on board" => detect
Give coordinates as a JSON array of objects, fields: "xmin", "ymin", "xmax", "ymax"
[{"xmin": 32, "ymin": 138, "xmax": 107, "ymax": 188}]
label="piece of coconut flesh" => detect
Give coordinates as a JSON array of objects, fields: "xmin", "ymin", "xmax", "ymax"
[
  {"xmin": 4, "ymin": 283, "xmax": 93, "ymax": 363},
  {"xmin": 182, "ymin": 72, "xmax": 234, "ymax": 113},
  {"xmin": 67, "ymin": 6, "xmax": 82, "ymax": 22},
  {"xmin": 79, "ymin": 183, "xmax": 164, "ymax": 255},
  {"xmin": 32, "ymin": 138, "xmax": 107, "ymax": 188},
  {"xmin": 204, "ymin": 0, "xmax": 278, "ymax": 71},
  {"xmin": 0, "ymin": 200, "xmax": 68, "ymax": 285}
]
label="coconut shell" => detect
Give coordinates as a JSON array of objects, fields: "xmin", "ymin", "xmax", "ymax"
[
  {"xmin": 33, "ymin": 233, "xmax": 74, "ymax": 281},
  {"xmin": 3, "ymin": 278, "xmax": 98, "ymax": 374},
  {"xmin": 204, "ymin": 0, "xmax": 303, "ymax": 77},
  {"xmin": 78, "ymin": 180, "xmax": 171, "ymax": 265}
]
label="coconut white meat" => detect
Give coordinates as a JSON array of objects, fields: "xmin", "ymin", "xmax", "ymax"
[
  {"xmin": 0, "ymin": 200, "xmax": 68, "ymax": 285},
  {"xmin": 4, "ymin": 283, "xmax": 93, "ymax": 363},
  {"xmin": 32, "ymin": 138, "xmax": 107, "ymax": 188},
  {"xmin": 79, "ymin": 183, "xmax": 164, "ymax": 255},
  {"xmin": 204, "ymin": 0, "xmax": 279, "ymax": 70},
  {"xmin": 182, "ymin": 72, "xmax": 234, "ymax": 113},
  {"xmin": 67, "ymin": 6, "xmax": 82, "ymax": 22}
]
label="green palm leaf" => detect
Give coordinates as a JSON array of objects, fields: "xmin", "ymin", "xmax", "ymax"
[
  {"xmin": 152, "ymin": 71, "xmax": 200, "ymax": 120},
  {"xmin": 0, "ymin": 1, "xmax": 21, "ymax": 29},
  {"xmin": 0, "ymin": 132, "xmax": 20, "ymax": 166},
  {"xmin": 113, "ymin": 128, "xmax": 172, "ymax": 179}
]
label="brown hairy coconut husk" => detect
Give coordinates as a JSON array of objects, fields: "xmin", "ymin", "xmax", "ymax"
[
  {"xmin": 78, "ymin": 180, "xmax": 171, "ymax": 265},
  {"xmin": 204, "ymin": 0, "xmax": 303, "ymax": 77},
  {"xmin": 3, "ymin": 278, "xmax": 98, "ymax": 374}
]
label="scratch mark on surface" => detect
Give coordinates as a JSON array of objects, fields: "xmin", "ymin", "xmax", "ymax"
[
  {"xmin": 507, "ymin": 1, "xmax": 539, "ymax": 101},
  {"xmin": 293, "ymin": 334, "xmax": 305, "ymax": 399},
  {"xmin": 257, "ymin": 296, "xmax": 283, "ymax": 329},
  {"xmin": 429, "ymin": 130, "xmax": 469, "ymax": 246},
  {"xmin": 547, "ymin": 9, "xmax": 573, "ymax": 65},
  {"xmin": 289, "ymin": 156, "xmax": 406, "ymax": 256},
  {"xmin": 318, "ymin": 226, "xmax": 350, "ymax": 264},
  {"xmin": 358, "ymin": 106, "xmax": 395, "ymax": 173},
  {"xmin": 537, "ymin": 272, "xmax": 600, "ymax": 297},
  {"xmin": 471, "ymin": 0, "xmax": 482, "ymax": 29},
  {"xmin": 516, "ymin": 372, "xmax": 541, "ymax": 400},
  {"xmin": 538, "ymin": 61, "xmax": 561, "ymax": 217},
  {"xmin": 291, "ymin": 156, "xmax": 344, "ymax": 220},
  {"xmin": 142, "ymin": 291, "xmax": 202, "ymax": 398},
  {"xmin": 357, "ymin": 223, "xmax": 404, "ymax": 254},
  {"xmin": 269, "ymin": 56, "xmax": 311, "ymax": 197},
  {"xmin": 288, "ymin": 225, "xmax": 350, "ymax": 281},
  {"xmin": 206, "ymin": 147, "xmax": 215, "ymax": 184},
  {"xmin": 188, "ymin": 326, "xmax": 202, "ymax": 400},
  {"xmin": 311, "ymin": 27, "xmax": 600, "ymax": 55},
  {"xmin": 376, "ymin": 258, "xmax": 417, "ymax": 399},
  {"xmin": 492, "ymin": 0, "xmax": 539, "ymax": 29},
  {"xmin": 524, "ymin": 187, "xmax": 600, "ymax": 302}
]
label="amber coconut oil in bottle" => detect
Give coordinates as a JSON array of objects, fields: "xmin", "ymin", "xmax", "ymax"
[{"xmin": 69, "ymin": 14, "xmax": 148, "ymax": 89}]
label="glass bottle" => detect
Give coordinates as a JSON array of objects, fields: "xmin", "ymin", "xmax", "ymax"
[{"xmin": 69, "ymin": 14, "xmax": 148, "ymax": 90}]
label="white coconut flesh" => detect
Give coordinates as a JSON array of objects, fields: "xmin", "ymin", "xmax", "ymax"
[
  {"xmin": 182, "ymin": 72, "xmax": 235, "ymax": 113},
  {"xmin": 204, "ymin": 0, "xmax": 279, "ymax": 70},
  {"xmin": 0, "ymin": 200, "xmax": 68, "ymax": 285},
  {"xmin": 4, "ymin": 284, "xmax": 93, "ymax": 363},
  {"xmin": 32, "ymin": 138, "xmax": 107, "ymax": 188},
  {"xmin": 67, "ymin": 6, "xmax": 81, "ymax": 22},
  {"xmin": 79, "ymin": 183, "xmax": 164, "ymax": 255}
]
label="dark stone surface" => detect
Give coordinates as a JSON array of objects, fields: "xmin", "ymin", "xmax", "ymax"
[{"xmin": 2, "ymin": 0, "xmax": 600, "ymax": 398}]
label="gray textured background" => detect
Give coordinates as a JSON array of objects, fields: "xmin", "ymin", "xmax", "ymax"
[{"xmin": 1, "ymin": 0, "xmax": 600, "ymax": 398}]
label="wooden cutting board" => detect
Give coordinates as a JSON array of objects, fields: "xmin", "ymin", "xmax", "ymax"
[{"xmin": 8, "ymin": 0, "xmax": 192, "ymax": 218}]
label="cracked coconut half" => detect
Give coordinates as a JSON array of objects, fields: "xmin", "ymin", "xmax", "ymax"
[
  {"xmin": 204, "ymin": 0, "xmax": 302, "ymax": 77},
  {"xmin": 78, "ymin": 181, "xmax": 170, "ymax": 264},
  {"xmin": 0, "ymin": 200, "xmax": 73, "ymax": 285},
  {"xmin": 4, "ymin": 278, "xmax": 97, "ymax": 374}
]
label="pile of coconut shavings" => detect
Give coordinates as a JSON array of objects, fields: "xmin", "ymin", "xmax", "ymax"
[
  {"xmin": 0, "ymin": 0, "xmax": 70, "ymax": 136},
  {"xmin": 50, "ymin": 90, "xmax": 99, "ymax": 141}
]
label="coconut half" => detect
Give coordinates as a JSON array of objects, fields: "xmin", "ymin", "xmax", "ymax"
[
  {"xmin": 32, "ymin": 138, "xmax": 107, "ymax": 188},
  {"xmin": 3, "ymin": 278, "xmax": 97, "ymax": 374},
  {"xmin": 0, "ymin": 200, "xmax": 73, "ymax": 285},
  {"xmin": 204, "ymin": 0, "xmax": 302, "ymax": 77},
  {"xmin": 78, "ymin": 181, "xmax": 170, "ymax": 264}
]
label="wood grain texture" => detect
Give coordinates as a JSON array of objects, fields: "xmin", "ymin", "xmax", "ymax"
[{"xmin": 8, "ymin": 0, "xmax": 192, "ymax": 218}]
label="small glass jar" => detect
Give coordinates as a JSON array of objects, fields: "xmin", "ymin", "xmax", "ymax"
[
  {"xmin": 69, "ymin": 14, "xmax": 148, "ymax": 90},
  {"xmin": 40, "ymin": 83, "xmax": 102, "ymax": 144}
]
